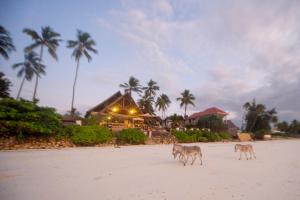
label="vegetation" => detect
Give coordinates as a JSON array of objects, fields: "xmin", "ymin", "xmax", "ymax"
[
  {"xmin": 243, "ymin": 99, "xmax": 277, "ymax": 138},
  {"xmin": 120, "ymin": 76, "xmax": 143, "ymax": 97},
  {"xmin": 0, "ymin": 98, "xmax": 62, "ymax": 138},
  {"xmin": 173, "ymin": 129, "xmax": 230, "ymax": 143},
  {"xmin": 71, "ymin": 125, "xmax": 112, "ymax": 146},
  {"xmin": 143, "ymin": 79, "xmax": 160, "ymax": 98},
  {"xmin": 116, "ymin": 128, "xmax": 146, "ymax": 144},
  {"xmin": 12, "ymin": 51, "xmax": 45, "ymax": 99},
  {"xmin": 138, "ymin": 94, "xmax": 155, "ymax": 115},
  {"xmin": 23, "ymin": 26, "xmax": 61, "ymax": 101},
  {"xmin": 67, "ymin": 30, "xmax": 97, "ymax": 116},
  {"xmin": 166, "ymin": 114, "xmax": 184, "ymax": 128},
  {"xmin": 277, "ymin": 120, "xmax": 300, "ymax": 134},
  {"xmin": 197, "ymin": 114, "xmax": 225, "ymax": 132},
  {"xmin": 0, "ymin": 72, "xmax": 11, "ymax": 98},
  {"xmin": 0, "ymin": 25, "xmax": 16, "ymax": 60},
  {"xmin": 176, "ymin": 89, "xmax": 195, "ymax": 117},
  {"xmin": 155, "ymin": 94, "xmax": 171, "ymax": 119}
]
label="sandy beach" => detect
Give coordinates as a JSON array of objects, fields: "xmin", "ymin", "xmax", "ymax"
[{"xmin": 1, "ymin": 139, "xmax": 300, "ymax": 200}]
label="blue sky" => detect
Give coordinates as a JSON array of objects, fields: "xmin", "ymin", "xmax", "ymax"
[{"xmin": 1, "ymin": 0, "xmax": 300, "ymax": 126}]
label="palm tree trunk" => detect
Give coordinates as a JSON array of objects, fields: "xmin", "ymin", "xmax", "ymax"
[
  {"xmin": 71, "ymin": 59, "xmax": 80, "ymax": 115},
  {"xmin": 17, "ymin": 75, "xmax": 26, "ymax": 100},
  {"xmin": 32, "ymin": 45, "xmax": 44, "ymax": 102},
  {"xmin": 184, "ymin": 104, "xmax": 187, "ymax": 125}
]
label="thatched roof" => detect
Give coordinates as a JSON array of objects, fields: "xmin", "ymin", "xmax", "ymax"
[{"xmin": 85, "ymin": 91, "xmax": 142, "ymax": 116}]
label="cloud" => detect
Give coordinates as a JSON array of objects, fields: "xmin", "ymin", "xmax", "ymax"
[{"xmin": 96, "ymin": 0, "xmax": 300, "ymax": 125}]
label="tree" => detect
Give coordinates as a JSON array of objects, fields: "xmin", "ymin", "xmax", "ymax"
[
  {"xmin": 197, "ymin": 114, "xmax": 225, "ymax": 132},
  {"xmin": 67, "ymin": 30, "xmax": 97, "ymax": 115},
  {"xmin": 143, "ymin": 79, "xmax": 159, "ymax": 98},
  {"xmin": 155, "ymin": 94, "xmax": 171, "ymax": 119},
  {"xmin": 12, "ymin": 51, "xmax": 45, "ymax": 99},
  {"xmin": 138, "ymin": 95, "xmax": 155, "ymax": 115},
  {"xmin": 0, "ymin": 72, "xmax": 11, "ymax": 98},
  {"xmin": 289, "ymin": 120, "xmax": 300, "ymax": 134},
  {"xmin": 276, "ymin": 121, "xmax": 289, "ymax": 132},
  {"xmin": 0, "ymin": 25, "xmax": 16, "ymax": 59},
  {"xmin": 176, "ymin": 89, "xmax": 195, "ymax": 118},
  {"xmin": 120, "ymin": 76, "xmax": 143, "ymax": 97},
  {"xmin": 166, "ymin": 114, "xmax": 184, "ymax": 128},
  {"xmin": 23, "ymin": 26, "xmax": 61, "ymax": 101},
  {"xmin": 243, "ymin": 99, "xmax": 278, "ymax": 133}
]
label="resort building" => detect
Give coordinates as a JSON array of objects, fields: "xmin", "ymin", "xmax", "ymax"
[
  {"xmin": 86, "ymin": 91, "xmax": 160, "ymax": 132},
  {"xmin": 188, "ymin": 107, "xmax": 239, "ymax": 136},
  {"xmin": 188, "ymin": 107, "xmax": 229, "ymax": 125}
]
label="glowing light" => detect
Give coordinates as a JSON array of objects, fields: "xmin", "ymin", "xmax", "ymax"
[
  {"xmin": 112, "ymin": 107, "xmax": 119, "ymax": 112},
  {"xmin": 129, "ymin": 109, "xmax": 136, "ymax": 114},
  {"xmin": 107, "ymin": 116, "xmax": 111, "ymax": 120}
]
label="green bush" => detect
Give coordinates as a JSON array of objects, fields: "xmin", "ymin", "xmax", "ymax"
[
  {"xmin": 174, "ymin": 131, "xmax": 195, "ymax": 143},
  {"xmin": 71, "ymin": 125, "xmax": 112, "ymax": 146},
  {"xmin": 254, "ymin": 129, "xmax": 269, "ymax": 139},
  {"xmin": 218, "ymin": 132, "xmax": 231, "ymax": 140},
  {"xmin": 116, "ymin": 128, "xmax": 146, "ymax": 144},
  {"xmin": 173, "ymin": 129, "xmax": 225, "ymax": 143},
  {"xmin": 0, "ymin": 98, "xmax": 62, "ymax": 137}
]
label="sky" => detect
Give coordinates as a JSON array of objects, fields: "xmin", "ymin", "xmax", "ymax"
[{"xmin": 1, "ymin": 0, "xmax": 300, "ymax": 127}]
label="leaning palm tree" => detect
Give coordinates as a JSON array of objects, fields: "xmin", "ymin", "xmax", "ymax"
[
  {"xmin": 12, "ymin": 51, "xmax": 45, "ymax": 99},
  {"xmin": 67, "ymin": 30, "xmax": 97, "ymax": 115},
  {"xmin": 23, "ymin": 26, "xmax": 61, "ymax": 101},
  {"xmin": 155, "ymin": 94, "xmax": 171, "ymax": 119},
  {"xmin": 143, "ymin": 79, "xmax": 160, "ymax": 98},
  {"xmin": 176, "ymin": 89, "xmax": 195, "ymax": 118},
  {"xmin": 119, "ymin": 76, "xmax": 143, "ymax": 96},
  {"xmin": 0, "ymin": 25, "xmax": 16, "ymax": 59}
]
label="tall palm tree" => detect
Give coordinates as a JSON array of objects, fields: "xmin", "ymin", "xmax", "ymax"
[
  {"xmin": 119, "ymin": 76, "xmax": 143, "ymax": 96},
  {"xmin": 67, "ymin": 30, "xmax": 97, "ymax": 115},
  {"xmin": 176, "ymin": 89, "xmax": 195, "ymax": 118},
  {"xmin": 23, "ymin": 26, "xmax": 61, "ymax": 101},
  {"xmin": 12, "ymin": 51, "xmax": 45, "ymax": 99},
  {"xmin": 0, "ymin": 25, "xmax": 16, "ymax": 59},
  {"xmin": 243, "ymin": 99, "xmax": 277, "ymax": 132},
  {"xmin": 155, "ymin": 94, "xmax": 171, "ymax": 119},
  {"xmin": 143, "ymin": 79, "xmax": 160, "ymax": 98}
]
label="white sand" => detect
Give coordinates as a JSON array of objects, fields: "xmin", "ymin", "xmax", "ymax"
[{"xmin": 1, "ymin": 140, "xmax": 300, "ymax": 200}]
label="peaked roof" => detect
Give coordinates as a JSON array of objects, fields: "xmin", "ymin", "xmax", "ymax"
[
  {"xmin": 224, "ymin": 120, "xmax": 239, "ymax": 129},
  {"xmin": 188, "ymin": 107, "xmax": 228, "ymax": 119},
  {"xmin": 86, "ymin": 91, "xmax": 141, "ymax": 116}
]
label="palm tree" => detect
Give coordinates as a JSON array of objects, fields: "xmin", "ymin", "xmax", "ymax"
[
  {"xmin": 67, "ymin": 30, "xmax": 97, "ymax": 115},
  {"xmin": 0, "ymin": 25, "xmax": 16, "ymax": 59},
  {"xmin": 12, "ymin": 51, "xmax": 45, "ymax": 99},
  {"xmin": 176, "ymin": 89, "xmax": 195, "ymax": 118},
  {"xmin": 120, "ymin": 76, "xmax": 143, "ymax": 96},
  {"xmin": 155, "ymin": 94, "xmax": 171, "ymax": 119},
  {"xmin": 23, "ymin": 26, "xmax": 61, "ymax": 101},
  {"xmin": 0, "ymin": 72, "xmax": 12, "ymax": 98},
  {"xmin": 243, "ymin": 99, "xmax": 277, "ymax": 133},
  {"xmin": 138, "ymin": 95, "xmax": 155, "ymax": 115},
  {"xmin": 143, "ymin": 79, "xmax": 160, "ymax": 98}
]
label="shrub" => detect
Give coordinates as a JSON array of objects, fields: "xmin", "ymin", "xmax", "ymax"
[
  {"xmin": 254, "ymin": 129, "xmax": 269, "ymax": 139},
  {"xmin": 174, "ymin": 131, "xmax": 195, "ymax": 143},
  {"xmin": 0, "ymin": 98, "xmax": 62, "ymax": 138},
  {"xmin": 218, "ymin": 132, "xmax": 231, "ymax": 140},
  {"xmin": 116, "ymin": 128, "xmax": 146, "ymax": 144},
  {"xmin": 173, "ymin": 129, "xmax": 224, "ymax": 143},
  {"xmin": 71, "ymin": 125, "xmax": 112, "ymax": 146}
]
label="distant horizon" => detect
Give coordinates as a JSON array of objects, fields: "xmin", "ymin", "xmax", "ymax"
[{"xmin": 1, "ymin": 0, "xmax": 300, "ymax": 127}]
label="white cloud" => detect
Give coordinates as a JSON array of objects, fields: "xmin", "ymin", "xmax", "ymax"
[{"xmin": 96, "ymin": 0, "xmax": 300, "ymax": 124}]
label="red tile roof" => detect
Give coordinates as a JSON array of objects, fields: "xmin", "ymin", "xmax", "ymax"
[{"xmin": 188, "ymin": 107, "xmax": 228, "ymax": 119}]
